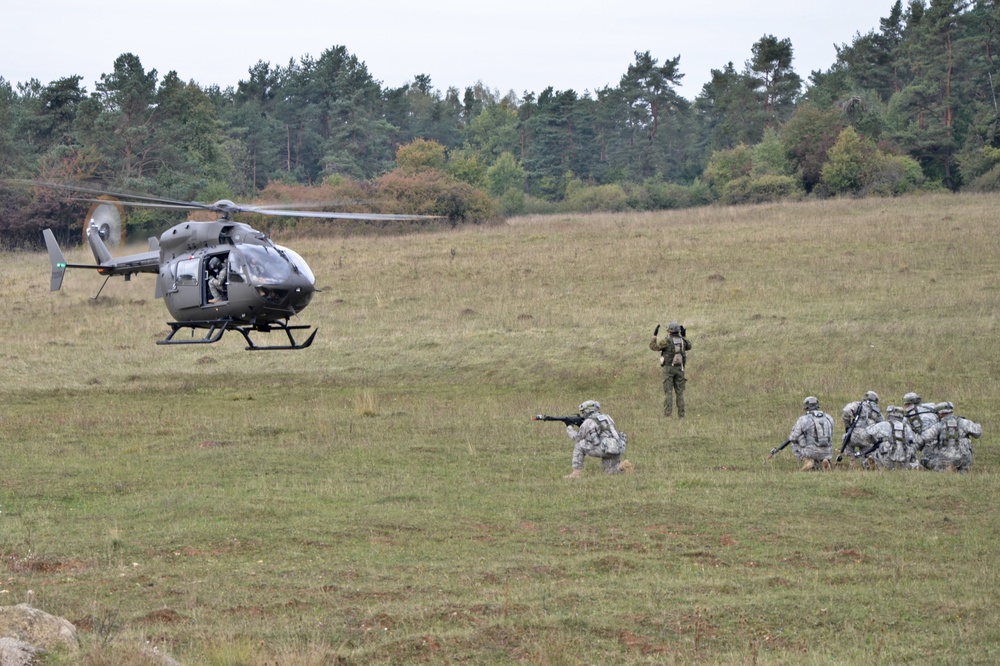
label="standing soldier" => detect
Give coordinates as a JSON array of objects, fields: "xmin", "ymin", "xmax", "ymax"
[
  {"xmin": 788, "ymin": 396, "xmax": 835, "ymax": 471},
  {"xmin": 649, "ymin": 322, "xmax": 691, "ymax": 418},
  {"xmin": 916, "ymin": 402, "xmax": 982, "ymax": 472},
  {"xmin": 564, "ymin": 400, "xmax": 633, "ymax": 478},
  {"xmin": 859, "ymin": 406, "xmax": 918, "ymax": 470},
  {"xmin": 902, "ymin": 392, "xmax": 937, "ymax": 435},
  {"xmin": 840, "ymin": 391, "xmax": 883, "ymax": 459}
]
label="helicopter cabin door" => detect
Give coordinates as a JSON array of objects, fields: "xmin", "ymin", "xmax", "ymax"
[{"xmin": 205, "ymin": 252, "xmax": 231, "ymax": 305}]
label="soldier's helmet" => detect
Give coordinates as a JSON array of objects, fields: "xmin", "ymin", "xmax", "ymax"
[
  {"xmin": 578, "ymin": 400, "xmax": 601, "ymax": 416},
  {"xmin": 903, "ymin": 392, "xmax": 921, "ymax": 405},
  {"xmin": 803, "ymin": 396, "xmax": 820, "ymax": 411},
  {"xmin": 209, "ymin": 257, "xmax": 221, "ymax": 270},
  {"xmin": 935, "ymin": 402, "xmax": 954, "ymax": 415},
  {"xmin": 865, "ymin": 391, "xmax": 879, "ymax": 403},
  {"xmin": 886, "ymin": 405, "xmax": 904, "ymax": 419},
  {"xmin": 667, "ymin": 322, "xmax": 681, "ymax": 333}
]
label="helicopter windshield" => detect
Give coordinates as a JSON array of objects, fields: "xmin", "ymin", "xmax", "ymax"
[
  {"xmin": 276, "ymin": 245, "xmax": 315, "ymax": 284},
  {"xmin": 236, "ymin": 245, "xmax": 290, "ymax": 286},
  {"xmin": 234, "ymin": 244, "xmax": 315, "ymax": 287}
]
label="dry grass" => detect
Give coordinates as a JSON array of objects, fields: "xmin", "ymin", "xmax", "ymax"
[{"xmin": 1, "ymin": 192, "xmax": 998, "ymax": 664}]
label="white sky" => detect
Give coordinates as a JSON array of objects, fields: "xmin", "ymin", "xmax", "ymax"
[{"xmin": 3, "ymin": 0, "xmax": 892, "ymax": 101}]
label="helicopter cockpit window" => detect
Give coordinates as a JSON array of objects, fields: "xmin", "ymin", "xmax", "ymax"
[
  {"xmin": 237, "ymin": 245, "xmax": 293, "ymax": 287},
  {"xmin": 176, "ymin": 258, "xmax": 200, "ymax": 286}
]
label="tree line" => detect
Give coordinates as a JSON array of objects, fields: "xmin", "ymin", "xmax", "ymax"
[{"xmin": 2, "ymin": 0, "xmax": 999, "ymax": 248}]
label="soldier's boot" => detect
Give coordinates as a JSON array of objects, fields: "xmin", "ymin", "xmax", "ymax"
[
  {"xmin": 865, "ymin": 456, "xmax": 879, "ymax": 471},
  {"xmin": 944, "ymin": 464, "xmax": 957, "ymax": 473},
  {"xmin": 618, "ymin": 460, "xmax": 634, "ymax": 474},
  {"xmin": 564, "ymin": 469, "xmax": 583, "ymax": 479},
  {"xmin": 800, "ymin": 459, "xmax": 815, "ymax": 472},
  {"xmin": 821, "ymin": 459, "xmax": 832, "ymax": 471}
]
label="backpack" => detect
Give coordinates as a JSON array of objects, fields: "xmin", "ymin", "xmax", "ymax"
[
  {"xmin": 594, "ymin": 414, "xmax": 627, "ymax": 455},
  {"xmin": 810, "ymin": 411, "xmax": 833, "ymax": 447}
]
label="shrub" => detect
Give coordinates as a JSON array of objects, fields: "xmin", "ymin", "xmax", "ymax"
[
  {"xmin": 561, "ymin": 182, "xmax": 629, "ymax": 213},
  {"xmin": 703, "ymin": 144, "xmax": 753, "ymax": 194},
  {"xmin": 867, "ymin": 153, "xmax": 926, "ymax": 196},
  {"xmin": 375, "ymin": 169, "xmax": 496, "ymax": 224},
  {"xmin": 820, "ymin": 127, "xmax": 879, "ymax": 195},
  {"xmin": 395, "ymin": 138, "xmax": 447, "ymax": 173},
  {"xmin": 720, "ymin": 174, "xmax": 802, "ymax": 205},
  {"xmin": 963, "ymin": 161, "xmax": 1000, "ymax": 192},
  {"xmin": 631, "ymin": 179, "xmax": 714, "ymax": 210}
]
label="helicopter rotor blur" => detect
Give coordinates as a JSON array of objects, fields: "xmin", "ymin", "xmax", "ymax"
[{"xmin": 27, "ymin": 181, "xmax": 437, "ymax": 351}]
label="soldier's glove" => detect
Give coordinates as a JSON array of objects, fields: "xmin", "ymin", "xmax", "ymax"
[
  {"xmin": 680, "ymin": 325, "xmax": 686, "ymax": 337},
  {"xmin": 653, "ymin": 324, "xmax": 660, "ymax": 336}
]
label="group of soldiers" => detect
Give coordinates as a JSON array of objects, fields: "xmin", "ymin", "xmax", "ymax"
[
  {"xmin": 784, "ymin": 392, "xmax": 983, "ymax": 472},
  {"xmin": 542, "ymin": 321, "xmax": 985, "ymax": 478}
]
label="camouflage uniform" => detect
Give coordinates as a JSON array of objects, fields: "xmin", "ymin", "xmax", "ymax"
[
  {"xmin": 902, "ymin": 392, "xmax": 937, "ymax": 436},
  {"xmin": 841, "ymin": 392, "xmax": 883, "ymax": 457},
  {"xmin": 565, "ymin": 400, "xmax": 631, "ymax": 477},
  {"xmin": 789, "ymin": 397, "xmax": 835, "ymax": 471},
  {"xmin": 649, "ymin": 322, "xmax": 691, "ymax": 418},
  {"xmin": 916, "ymin": 403, "xmax": 982, "ymax": 472},
  {"xmin": 208, "ymin": 257, "xmax": 229, "ymax": 302},
  {"xmin": 861, "ymin": 406, "xmax": 918, "ymax": 470}
]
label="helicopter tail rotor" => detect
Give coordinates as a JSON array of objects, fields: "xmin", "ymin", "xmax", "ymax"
[{"xmin": 84, "ymin": 197, "xmax": 126, "ymax": 249}]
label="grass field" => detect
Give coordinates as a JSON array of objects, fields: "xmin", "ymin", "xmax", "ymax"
[{"xmin": 1, "ymin": 193, "xmax": 998, "ymax": 664}]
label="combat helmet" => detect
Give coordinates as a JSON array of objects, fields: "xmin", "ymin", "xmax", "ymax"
[
  {"xmin": 667, "ymin": 322, "xmax": 681, "ymax": 333},
  {"xmin": 903, "ymin": 392, "xmax": 921, "ymax": 405},
  {"xmin": 578, "ymin": 400, "xmax": 601, "ymax": 416},
  {"xmin": 886, "ymin": 405, "xmax": 904, "ymax": 419},
  {"xmin": 803, "ymin": 396, "xmax": 820, "ymax": 411},
  {"xmin": 935, "ymin": 402, "xmax": 954, "ymax": 415},
  {"xmin": 865, "ymin": 391, "xmax": 879, "ymax": 403}
]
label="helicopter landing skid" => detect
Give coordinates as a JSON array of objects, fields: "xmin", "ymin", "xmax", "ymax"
[{"xmin": 157, "ymin": 319, "xmax": 317, "ymax": 350}]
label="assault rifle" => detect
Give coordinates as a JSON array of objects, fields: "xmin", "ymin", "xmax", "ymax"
[
  {"xmin": 768, "ymin": 439, "xmax": 793, "ymax": 459},
  {"xmin": 533, "ymin": 414, "xmax": 585, "ymax": 427},
  {"xmin": 836, "ymin": 402, "xmax": 866, "ymax": 462}
]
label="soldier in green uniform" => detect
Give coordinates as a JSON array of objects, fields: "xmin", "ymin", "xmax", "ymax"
[{"xmin": 649, "ymin": 322, "xmax": 691, "ymax": 418}]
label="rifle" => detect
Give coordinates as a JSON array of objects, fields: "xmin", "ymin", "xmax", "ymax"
[
  {"xmin": 533, "ymin": 414, "xmax": 585, "ymax": 427},
  {"xmin": 768, "ymin": 439, "xmax": 792, "ymax": 459},
  {"xmin": 836, "ymin": 402, "xmax": 866, "ymax": 462}
]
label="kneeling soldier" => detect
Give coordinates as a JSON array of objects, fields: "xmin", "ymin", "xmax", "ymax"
[
  {"xmin": 565, "ymin": 400, "xmax": 633, "ymax": 478},
  {"xmin": 788, "ymin": 396, "xmax": 835, "ymax": 471},
  {"xmin": 860, "ymin": 405, "xmax": 918, "ymax": 470}
]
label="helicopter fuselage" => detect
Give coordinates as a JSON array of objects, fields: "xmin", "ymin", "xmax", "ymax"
[{"xmin": 157, "ymin": 219, "xmax": 316, "ymax": 326}]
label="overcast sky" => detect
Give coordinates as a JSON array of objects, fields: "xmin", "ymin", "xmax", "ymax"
[{"xmin": 4, "ymin": 0, "xmax": 893, "ymax": 101}]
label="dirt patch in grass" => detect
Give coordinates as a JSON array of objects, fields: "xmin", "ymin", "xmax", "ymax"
[
  {"xmin": 3, "ymin": 554, "xmax": 89, "ymax": 574},
  {"xmin": 138, "ymin": 608, "xmax": 186, "ymax": 624}
]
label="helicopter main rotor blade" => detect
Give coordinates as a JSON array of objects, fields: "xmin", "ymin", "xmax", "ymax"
[
  {"xmin": 8, "ymin": 179, "xmax": 444, "ymax": 220},
  {"xmin": 8, "ymin": 179, "xmax": 207, "ymax": 210},
  {"xmin": 245, "ymin": 207, "xmax": 443, "ymax": 221}
]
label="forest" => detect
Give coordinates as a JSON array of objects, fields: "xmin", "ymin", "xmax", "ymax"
[{"xmin": 2, "ymin": 0, "xmax": 1000, "ymax": 247}]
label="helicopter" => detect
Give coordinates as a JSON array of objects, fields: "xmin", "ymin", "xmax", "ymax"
[{"xmin": 35, "ymin": 182, "xmax": 436, "ymax": 350}]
